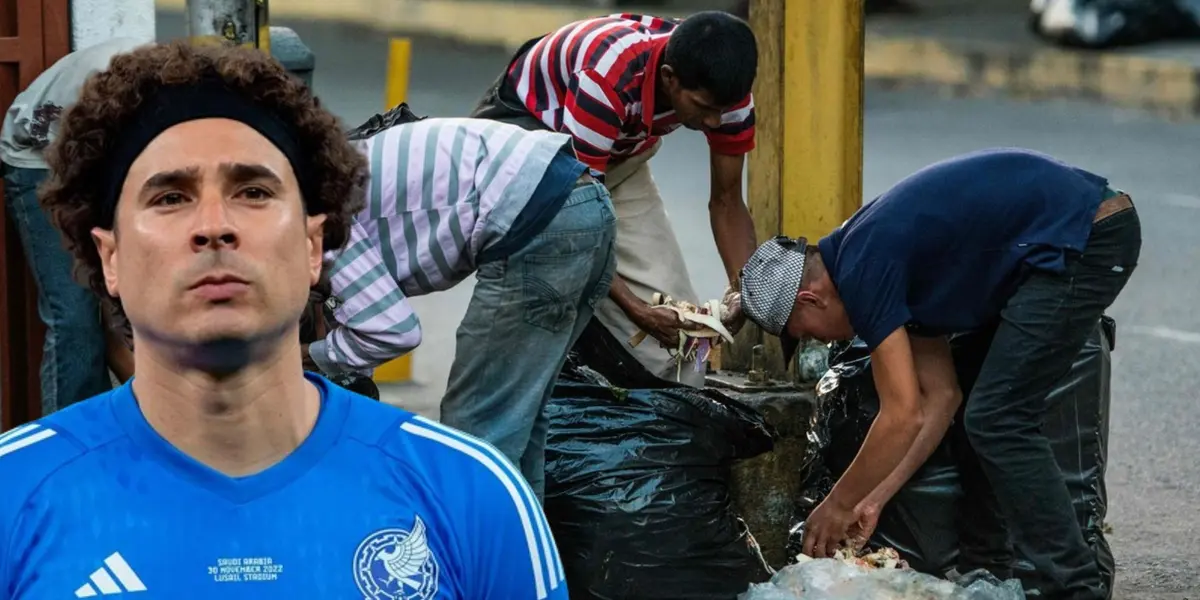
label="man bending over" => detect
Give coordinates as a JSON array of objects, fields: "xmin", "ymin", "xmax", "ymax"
[
  {"xmin": 738, "ymin": 148, "xmax": 1139, "ymax": 599},
  {"xmin": 306, "ymin": 111, "xmax": 616, "ymax": 498},
  {"xmin": 472, "ymin": 11, "xmax": 757, "ymax": 386}
]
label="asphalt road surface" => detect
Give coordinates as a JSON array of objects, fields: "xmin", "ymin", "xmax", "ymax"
[{"xmin": 157, "ymin": 13, "xmax": 1200, "ymax": 597}]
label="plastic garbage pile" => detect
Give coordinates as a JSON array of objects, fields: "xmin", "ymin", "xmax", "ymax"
[
  {"xmin": 740, "ymin": 550, "xmax": 1025, "ymax": 600},
  {"xmin": 542, "ymin": 355, "xmax": 776, "ymax": 599}
]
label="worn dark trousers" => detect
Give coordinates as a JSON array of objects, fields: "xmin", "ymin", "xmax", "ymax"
[{"xmin": 949, "ymin": 206, "xmax": 1141, "ymax": 599}]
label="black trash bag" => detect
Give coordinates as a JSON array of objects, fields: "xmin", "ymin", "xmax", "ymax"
[
  {"xmin": 544, "ymin": 361, "xmax": 777, "ymax": 600},
  {"xmin": 346, "ymin": 101, "xmax": 426, "ymax": 140},
  {"xmin": 1029, "ymin": 0, "xmax": 1200, "ymax": 48},
  {"xmin": 785, "ymin": 317, "xmax": 1115, "ymax": 591}
]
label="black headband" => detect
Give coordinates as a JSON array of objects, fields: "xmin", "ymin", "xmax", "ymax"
[{"xmin": 98, "ymin": 78, "xmax": 316, "ymax": 227}]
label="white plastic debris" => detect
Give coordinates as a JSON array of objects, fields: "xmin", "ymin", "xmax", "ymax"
[{"xmin": 739, "ymin": 556, "xmax": 1025, "ymax": 600}]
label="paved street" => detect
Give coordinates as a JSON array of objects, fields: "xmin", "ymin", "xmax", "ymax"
[{"xmin": 158, "ymin": 13, "xmax": 1200, "ymax": 596}]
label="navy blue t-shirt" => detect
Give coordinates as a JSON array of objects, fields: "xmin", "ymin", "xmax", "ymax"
[{"xmin": 817, "ymin": 148, "xmax": 1110, "ymax": 350}]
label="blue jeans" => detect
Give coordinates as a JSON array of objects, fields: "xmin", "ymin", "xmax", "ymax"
[
  {"xmin": 440, "ymin": 180, "xmax": 616, "ymax": 499},
  {"xmin": 2, "ymin": 164, "xmax": 110, "ymax": 416}
]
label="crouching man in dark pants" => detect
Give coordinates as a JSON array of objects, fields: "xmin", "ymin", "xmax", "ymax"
[{"xmin": 737, "ymin": 148, "xmax": 1140, "ymax": 599}]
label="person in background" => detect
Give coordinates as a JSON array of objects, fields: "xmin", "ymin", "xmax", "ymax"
[
  {"xmin": 0, "ymin": 40, "xmax": 566, "ymax": 599},
  {"xmin": 737, "ymin": 148, "xmax": 1139, "ymax": 599},
  {"xmin": 471, "ymin": 10, "xmax": 757, "ymax": 387},
  {"xmin": 306, "ymin": 107, "xmax": 616, "ymax": 498},
  {"xmin": 0, "ymin": 37, "xmax": 146, "ymax": 418}
]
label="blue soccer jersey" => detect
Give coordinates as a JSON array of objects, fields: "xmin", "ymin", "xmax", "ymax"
[{"xmin": 0, "ymin": 374, "xmax": 568, "ymax": 600}]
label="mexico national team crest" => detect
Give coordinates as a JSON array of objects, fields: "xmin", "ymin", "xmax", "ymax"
[{"xmin": 354, "ymin": 516, "xmax": 440, "ymax": 599}]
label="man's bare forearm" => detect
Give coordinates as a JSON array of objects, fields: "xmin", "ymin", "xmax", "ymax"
[
  {"xmin": 708, "ymin": 151, "xmax": 756, "ymax": 282},
  {"xmin": 827, "ymin": 329, "xmax": 926, "ymax": 510},
  {"xmin": 827, "ymin": 407, "xmax": 922, "ymax": 510},
  {"xmin": 865, "ymin": 336, "xmax": 962, "ymax": 509},
  {"xmin": 609, "ymin": 273, "xmax": 647, "ymax": 319},
  {"xmin": 709, "ymin": 196, "xmax": 757, "ymax": 283},
  {"xmin": 864, "ymin": 391, "xmax": 959, "ymax": 508}
]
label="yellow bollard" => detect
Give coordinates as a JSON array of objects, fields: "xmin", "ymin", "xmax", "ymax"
[
  {"xmin": 385, "ymin": 38, "xmax": 412, "ymax": 110},
  {"xmin": 374, "ymin": 351, "xmax": 413, "ymax": 383},
  {"xmin": 374, "ymin": 37, "xmax": 415, "ymax": 385}
]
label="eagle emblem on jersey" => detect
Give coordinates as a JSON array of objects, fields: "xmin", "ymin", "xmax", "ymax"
[{"xmin": 353, "ymin": 516, "xmax": 440, "ymax": 599}]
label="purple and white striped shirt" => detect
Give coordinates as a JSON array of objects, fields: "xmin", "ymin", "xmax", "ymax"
[{"xmin": 308, "ymin": 118, "xmax": 574, "ymax": 375}]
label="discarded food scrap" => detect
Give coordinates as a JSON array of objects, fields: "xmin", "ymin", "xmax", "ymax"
[
  {"xmin": 796, "ymin": 546, "xmax": 908, "ymax": 571},
  {"xmin": 628, "ymin": 292, "xmax": 735, "ymax": 381}
]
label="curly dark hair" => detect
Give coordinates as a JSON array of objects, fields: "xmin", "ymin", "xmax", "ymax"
[{"xmin": 39, "ymin": 39, "xmax": 369, "ymax": 324}]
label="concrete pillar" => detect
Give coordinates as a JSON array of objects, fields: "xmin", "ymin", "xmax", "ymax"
[{"xmin": 70, "ymin": 0, "xmax": 156, "ymax": 50}]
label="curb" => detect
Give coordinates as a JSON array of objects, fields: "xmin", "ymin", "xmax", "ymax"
[
  {"xmin": 155, "ymin": 0, "xmax": 1200, "ymax": 119},
  {"xmin": 867, "ymin": 36, "xmax": 1200, "ymax": 120}
]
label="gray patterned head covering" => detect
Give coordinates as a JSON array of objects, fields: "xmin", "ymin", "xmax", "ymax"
[{"xmin": 739, "ymin": 235, "xmax": 808, "ymax": 364}]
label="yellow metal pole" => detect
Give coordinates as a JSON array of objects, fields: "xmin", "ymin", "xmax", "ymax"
[
  {"xmin": 373, "ymin": 37, "xmax": 415, "ymax": 385},
  {"xmin": 724, "ymin": 0, "xmax": 864, "ymax": 378},
  {"xmin": 781, "ymin": 0, "xmax": 864, "ymax": 241},
  {"xmin": 256, "ymin": 0, "xmax": 271, "ymax": 54},
  {"xmin": 385, "ymin": 38, "xmax": 412, "ymax": 110}
]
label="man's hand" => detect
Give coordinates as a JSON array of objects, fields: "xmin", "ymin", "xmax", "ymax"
[
  {"xmin": 802, "ymin": 496, "xmax": 859, "ymax": 558},
  {"xmin": 847, "ymin": 500, "xmax": 882, "ymax": 550},
  {"xmin": 610, "ymin": 275, "xmax": 702, "ymax": 348},
  {"xmin": 803, "ymin": 498, "xmax": 882, "ymax": 558},
  {"xmin": 632, "ymin": 304, "xmax": 699, "ymax": 348},
  {"xmin": 720, "ymin": 284, "xmax": 745, "ymax": 336}
]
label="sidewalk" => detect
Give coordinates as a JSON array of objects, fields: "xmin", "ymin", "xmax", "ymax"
[{"xmin": 153, "ymin": 0, "xmax": 1200, "ymax": 118}]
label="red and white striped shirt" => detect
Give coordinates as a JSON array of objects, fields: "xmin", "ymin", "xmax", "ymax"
[{"xmin": 504, "ymin": 13, "xmax": 756, "ymax": 173}]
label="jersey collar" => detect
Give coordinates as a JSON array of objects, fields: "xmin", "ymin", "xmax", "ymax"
[{"xmin": 110, "ymin": 372, "xmax": 351, "ymax": 505}]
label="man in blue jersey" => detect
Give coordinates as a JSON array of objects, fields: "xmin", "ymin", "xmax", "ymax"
[
  {"xmin": 737, "ymin": 148, "xmax": 1140, "ymax": 599},
  {"xmin": 0, "ymin": 40, "xmax": 568, "ymax": 600}
]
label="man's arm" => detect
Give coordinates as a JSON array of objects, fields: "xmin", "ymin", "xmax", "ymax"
[
  {"xmin": 861, "ymin": 335, "xmax": 962, "ymax": 514},
  {"xmin": 803, "ymin": 326, "xmax": 924, "ymax": 557},
  {"xmin": 608, "ymin": 275, "xmax": 700, "ymax": 348},
  {"xmin": 708, "ymin": 151, "xmax": 756, "ymax": 282},
  {"xmin": 705, "ymin": 93, "xmax": 757, "ymax": 281},
  {"xmin": 831, "ymin": 327, "xmax": 925, "ymax": 506},
  {"xmin": 308, "ymin": 221, "xmax": 422, "ymax": 376}
]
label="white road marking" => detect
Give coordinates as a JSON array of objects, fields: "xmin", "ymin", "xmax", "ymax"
[{"xmin": 1126, "ymin": 326, "xmax": 1200, "ymax": 344}]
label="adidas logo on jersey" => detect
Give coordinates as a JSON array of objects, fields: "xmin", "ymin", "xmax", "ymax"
[{"xmin": 74, "ymin": 552, "xmax": 147, "ymax": 597}]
